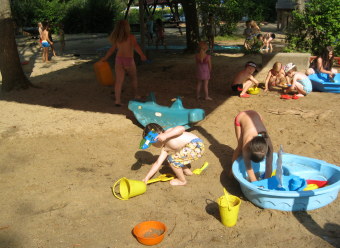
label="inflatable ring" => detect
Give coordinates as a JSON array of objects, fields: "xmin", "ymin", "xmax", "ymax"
[{"xmin": 247, "ymin": 87, "xmax": 260, "ymax": 95}]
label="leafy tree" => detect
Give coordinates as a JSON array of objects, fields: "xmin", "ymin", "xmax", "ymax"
[{"xmin": 285, "ymin": 0, "xmax": 340, "ymax": 55}]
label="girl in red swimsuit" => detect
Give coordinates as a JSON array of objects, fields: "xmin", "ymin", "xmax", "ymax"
[{"xmin": 232, "ymin": 110, "xmax": 273, "ymax": 182}]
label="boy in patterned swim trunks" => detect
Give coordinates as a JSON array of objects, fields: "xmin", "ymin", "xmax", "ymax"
[{"xmin": 142, "ymin": 123, "xmax": 205, "ymax": 186}]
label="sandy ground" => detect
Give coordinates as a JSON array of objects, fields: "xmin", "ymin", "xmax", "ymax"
[{"xmin": 0, "ymin": 23, "xmax": 339, "ymax": 248}]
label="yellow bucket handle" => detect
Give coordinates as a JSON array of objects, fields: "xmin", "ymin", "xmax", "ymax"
[{"xmin": 112, "ymin": 177, "xmax": 128, "ymax": 201}]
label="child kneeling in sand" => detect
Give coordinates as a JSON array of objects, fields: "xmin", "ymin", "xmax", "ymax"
[
  {"xmin": 231, "ymin": 61, "xmax": 259, "ymax": 98},
  {"xmin": 284, "ymin": 63, "xmax": 313, "ymax": 97},
  {"xmin": 231, "ymin": 110, "xmax": 273, "ymax": 182},
  {"xmin": 264, "ymin": 62, "xmax": 286, "ymax": 91},
  {"xmin": 142, "ymin": 123, "xmax": 205, "ymax": 186}
]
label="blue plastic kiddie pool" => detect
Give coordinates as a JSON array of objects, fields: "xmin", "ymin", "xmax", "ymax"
[
  {"xmin": 232, "ymin": 153, "xmax": 340, "ymax": 211},
  {"xmin": 308, "ymin": 73, "xmax": 340, "ymax": 93}
]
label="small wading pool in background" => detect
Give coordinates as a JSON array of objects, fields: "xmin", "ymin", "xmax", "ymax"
[{"xmin": 232, "ymin": 153, "xmax": 340, "ymax": 211}]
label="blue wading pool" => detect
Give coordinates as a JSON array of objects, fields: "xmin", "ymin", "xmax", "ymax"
[
  {"xmin": 232, "ymin": 153, "xmax": 340, "ymax": 211},
  {"xmin": 308, "ymin": 73, "xmax": 340, "ymax": 93}
]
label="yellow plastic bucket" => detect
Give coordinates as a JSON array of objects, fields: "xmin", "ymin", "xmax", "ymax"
[
  {"xmin": 112, "ymin": 177, "xmax": 147, "ymax": 200},
  {"xmin": 217, "ymin": 194, "xmax": 241, "ymax": 227},
  {"xmin": 247, "ymin": 87, "xmax": 260, "ymax": 95}
]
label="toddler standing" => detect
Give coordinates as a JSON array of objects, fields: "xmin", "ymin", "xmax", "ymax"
[
  {"xmin": 284, "ymin": 63, "xmax": 313, "ymax": 97},
  {"xmin": 141, "ymin": 123, "xmax": 205, "ymax": 186},
  {"xmin": 196, "ymin": 41, "xmax": 212, "ymax": 100}
]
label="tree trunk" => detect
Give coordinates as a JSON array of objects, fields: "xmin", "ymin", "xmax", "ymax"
[
  {"xmin": 0, "ymin": 0, "xmax": 31, "ymax": 92},
  {"xmin": 180, "ymin": 0, "xmax": 199, "ymax": 52}
]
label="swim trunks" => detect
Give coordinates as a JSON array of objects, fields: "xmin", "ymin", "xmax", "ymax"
[
  {"xmin": 115, "ymin": 56, "xmax": 135, "ymax": 67},
  {"xmin": 41, "ymin": 40, "xmax": 50, "ymax": 47},
  {"xmin": 167, "ymin": 138, "xmax": 204, "ymax": 168},
  {"xmin": 298, "ymin": 77, "xmax": 312, "ymax": 94},
  {"xmin": 231, "ymin": 84, "xmax": 243, "ymax": 92}
]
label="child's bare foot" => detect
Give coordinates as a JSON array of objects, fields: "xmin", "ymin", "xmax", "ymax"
[
  {"xmin": 170, "ymin": 179, "xmax": 187, "ymax": 186},
  {"xmin": 205, "ymin": 97, "xmax": 213, "ymax": 100}
]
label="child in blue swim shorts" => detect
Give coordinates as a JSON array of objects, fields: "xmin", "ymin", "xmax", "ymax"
[
  {"xmin": 284, "ymin": 63, "xmax": 313, "ymax": 97},
  {"xmin": 141, "ymin": 123, "xmax": 205, "ymax": 186}
]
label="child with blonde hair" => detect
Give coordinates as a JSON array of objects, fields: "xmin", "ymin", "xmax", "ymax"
[
  {"xmin": 264, "ymin": 62, "xmax": 286, "ymax": 91},
  {"xmin": 284, "ymin": 63, "xmax": 313, "ymax": 97},
  {"xmin": 101, "ymin": 20, "xmax": 147, "ymax": 107},
  {"xmin": 196, "ymin": 41, "xmax": 212, "ymax": 100},
  {"xmin": 141, "ymin": 123, "xmax": 205, "ymax": 186}
]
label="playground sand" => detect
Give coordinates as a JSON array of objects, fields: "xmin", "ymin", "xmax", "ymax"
[{"xmin": 0, "ymin": 27, "xmax": 339, "ymax": 247}]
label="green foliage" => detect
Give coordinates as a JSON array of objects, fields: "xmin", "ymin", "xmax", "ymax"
[
  {"xmin": 197, "ymin": 0, "xmax": 242, "ymax": 36},
  {"xmin": 239, "ymin": 0, "xmax": 277, "ymax": 22},
  {"xmin": 286, "ymin": 0, "xmax": 340, "ymax": 55},
  {"xmin": 10, "ymin": 0, "xmax": 121, "ymax": 34}
]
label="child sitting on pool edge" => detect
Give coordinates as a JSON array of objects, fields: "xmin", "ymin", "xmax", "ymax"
[
  {"xmin": 141, "ymin": 123, "xmax": 205, "ymax": 186},
  {"xmin": 231, "ymin": 61, "xmax": 259, "ymax": 98},
  {"xmin": 284, "ymin": 63, "xmax": 313, "ymax": 97}
]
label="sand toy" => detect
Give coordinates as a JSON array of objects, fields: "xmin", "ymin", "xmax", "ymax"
[
  {"xmin": 217, "ymin": 188, "xmax": 241, "ymax": 227},
  {"xmin": 133, "ymin": 221, "xmax": 167, "ymax": 246},
  {"xmin": 128, "ymin": 92, "xmax": 205, "ymax": 130},
  {"xmin": 232, "ymin": 153, "xmax": 340, "ymax": 211},
  {"xmin": 308, "ymin": 73, "xmax": 340, "ymax": 93},
  {"xmin": 247, "ymin": 86, "xmax": 260, "ymax": 95},
  {"xmin": 112, "ymin": 174, "xmax": 174, "ymax": 200},
  {"xmin": 93, "ymin": 61, "xmax": 115, "ymax": 86}
]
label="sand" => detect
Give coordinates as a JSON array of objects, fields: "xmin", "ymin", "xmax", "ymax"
[{"xmin": 0, "ymin": 24, "xmax": 339, "ymax": 248}]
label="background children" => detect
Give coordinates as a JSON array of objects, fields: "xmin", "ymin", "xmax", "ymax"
[
  {"xmin": 58, "ymin": 23, "xmax": 65, "ymax": 54},
  {"xmin": 155, "ymin": 18, "xmax": 166, "ymax": 49},
  {"xmin": 205, "ymin": 13, "xmax": 216, "ymax": 51},
  {"xmin": 250, "ymin": 20, "xmax": 261, "ymax": 37},
  {"xmin": 142, "ymin": 123, "xmax": 205, "ymax": 186},
  {"xmin": 146, "ymin": 16, "xmax": 154, "ymax": 45},
  {"xmin": 47, "ymin": 23, "xmax": 57, "ymax": 57},
  {"xmin": 100, "ymin": 20, "xmax": 147, "ymax": 107},
  {"xmin": 307, "ymin": 46, "xmax": 338, "ymax": 78},
  {"xmin": 231, "ymin": 61, "xmax": 259, "ymax": 98},
  {"xmin": 231, "ymin": 110, "xmax": 273, "ymax": 182},
  {"xmin": 196, "ymin": 41, "xmax": 212, "ymax": 100},
  {"xmin": 284, "ymin": 63, "xmax": 313, "ymax": 97},
  {"xmin": 243, "ymin": 20, "xmax": 253, "ymax": 50},
  {"xmin": 262, "ymin": 33, "xmax": 276, "ymax": 52},
  {"xmin": 264, "ymin": 62, "xmax": 286, "ymax": 91},
  {"xmin": 40, "ymin": 21, "xmax": 53, "ymax": 62}
]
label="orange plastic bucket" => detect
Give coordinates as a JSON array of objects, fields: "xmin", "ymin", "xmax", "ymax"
[
  {"xmin": 133, "ymin": 221, "xmax": 167, "ymax": 246},
  {"xmin": 93, "ymin": 61, "xmax": 115, "ymax": 86}
]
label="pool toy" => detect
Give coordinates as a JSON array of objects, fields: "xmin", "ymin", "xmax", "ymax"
[
  {"xmin": 139, "ymin": 130, "xmax": 158, "ymax": 149},
  {"xmin": 308, "ymin": 73, "xmax": 340, "ymax": 93},
  {"xmin": 193, "ymin": 161, "xmax": 209, "ymax": 175},
  {"xmin": 112, "ymin": 174, "xmax": 175, "ymax": 200},
  {"xmin": 133, "ymin": 221, "xmax": 167, "ymax": 246},
  {"xmin": 93, "ymin": 61, "xmax": 114, "ymax": 86},
  {"xmin": 247, "ymin": 86, "xmax": 260, "ymax": 95},
  {"xmin": 232, "ymin": 153, "xmax": 340, "ymax": 211},
  {"xmin": 146, "ymin": 174, "xmax": 174, "ymax": 184},
  {"xmin": 280, "ymin": 94, "xmax": 291, "ymax": 100},
  {"xmin": 306, "ymin": 179, "xmax": 328, "ymax": 188},
  {"xmin": 128, "ymin": 92, "xmax": 205, "ymax": 130},
  {"xmin": 217, "ymin": 188, "xmax": 241, "ymax": 227}
]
